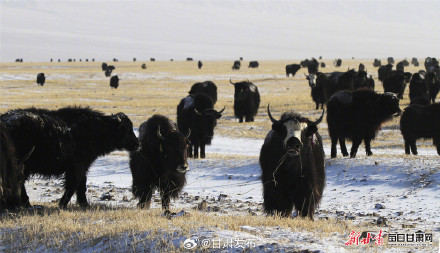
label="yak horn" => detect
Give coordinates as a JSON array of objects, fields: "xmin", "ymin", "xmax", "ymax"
[
  {"xmin": 229, "ymin": 78, "xmax": 235, "ymax": 85},
  {"xmin": 194, "ymin": 108, "xmax": 203, "ymax": 116},
  {"xmin": 267, "ymin": 104, "xmax": 279, "ymax": 124},
  {"xmin": 157, "ymin": 125, "xmax": 165, "ymax": 140},
  {"xmin": 313, "ymin": 109, "xmax": 325, "ymax": 125},
  {"xmin": 185, "ymin": 128, "xmax": 191, "ymax": 138},
  {"xmin": 218, "ymin": 106, "xmax": 225, "ymax": 114},
  {"xmin": 19, "ymin": 146, "xmax": 35, "ymax": 164}
]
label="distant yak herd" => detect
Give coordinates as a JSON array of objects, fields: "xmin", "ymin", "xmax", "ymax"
[{"xmin": 2, "ymin": 56, "xmax": 439, "ymax": 219}]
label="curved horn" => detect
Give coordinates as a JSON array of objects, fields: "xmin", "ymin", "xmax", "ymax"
[
  {"xmin": 185, "ymin": 128, "xmax": 191, "ymax": 138},
  {"xmin": 267, "ymin": 104, "xmax": 279, "ymax": 124},
  {"xmin": 218, "ymin": 106, "xmax": 225, "ymax": 114},
  {"xmin": 229, "ymin": 78, "xmax": 235, "ymax": 85},
  {"xmin": 313, "ymin": 109, "xmax": 325, "ymax": 125},
  {"xmin": 304, "ymin": 72, "xmax": 309, "ymax": 78},
  {"xmin": 18, "ymin": 146, "xmax": 35, "ymax": 164},
  {"xmin": 157, "ymin": 125, "xmax": 165, "ymax": 140},
  {"xmin": 194, "ymin": 108, "xmax": 203, "ymax": 116}
]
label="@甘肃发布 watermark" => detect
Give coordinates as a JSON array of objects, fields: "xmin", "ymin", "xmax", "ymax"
[{"xmin": 183, "ymin": 237, "xmax": 257, "ymax": 250}]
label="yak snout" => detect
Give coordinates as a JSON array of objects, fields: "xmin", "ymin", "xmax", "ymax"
[{"xmin": 286, "ymin": 137, "xmax": 302, "ymax": 157}]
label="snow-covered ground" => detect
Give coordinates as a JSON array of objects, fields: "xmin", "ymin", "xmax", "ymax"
[{"xmin": 24, "ymin": 134, "xmax": 440, "ymax": 252}]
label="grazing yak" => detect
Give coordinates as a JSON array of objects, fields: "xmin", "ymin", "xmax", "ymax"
[
  {"xmin": 260, "ymin": 105, "xmax": 325, "ymax": 219},
  {"xmin": 141, "ymin": 63, "xmax": 147, "ymax": 69},
  {"xmin": 327, "ymin": 90, "xmax": 401, "ymax": 158},
  {"xmin": 188, "ymin": 81, "xmax": 218, "ymax": 104},
  {"xmin": 411, "ymin": 57, "xmax": 419, "ymax": 67},
  {"xmin": 383, "ymin": 70, "xmax": 412, "ymax": 99},
  {"xmin": 248, "ymin": 61, "xmax": 259, "ymax": 68},
  {"xmin": 110, "ymin": 75, "xmax": 119, "ymax": 89},
  {"xmin": 305, "ymin": 69, "xmax": 357, "ymax": 109},
  {"xmin": 230, "ymin": 79, "xmax": 261, "ymax": 122},
  {"xmin": 333, "ymin": 59, "xmax": 342, "ymax": 67},
  {"xmin": 409, "ymin": 72, "xmax": 440, "ymax": 103},
  {"xmin": 130, "ymin": 115, "xmax": 190, "ymax": 210},
  {"xmin": 285, "ymin": 64, "xmax": 301, "ymax": 77},
  {"xmin": 198, "ymin": 60, "xmax": 203, "ymax": 69},
  {"xmin": 150, "ymin": 58, "xmax": 156, "ymax": 62},
  {"xmin": 373, "ymin": 59, "xmax": 382, "ymax": 67},
  {"xmin": 0, "ymin": 123, "xmax": 34, "ymax": 211},
  {"xmin": 0, "ymin": 107, "xmax": 139, "ymax": 208},
  {"xmin": 387, "ymin": 57, "xmax": 395, "ymax": 65},
  {"xmin": 177, "ymin": 94, "xmax": 224, "ymax": 158},
  {"xmin": 36, "ymin": 73, "xmax": 45, "ymax": 86},
  {"xmin": 232, "ymin": 60, "xmax": 241, "ymax": 70},
  {"xmin": 378, "ymin": 64, "xmax": 393, "ymax": 82},
  {"xmin": 400, "ymin": 103, "xmax": 440, "ymax": 155}
]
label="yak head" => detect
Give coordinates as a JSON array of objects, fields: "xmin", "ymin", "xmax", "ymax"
[
  {"xmin": 305, "ymin": 73, "xmax": 317, "ymax": 87},
  {"xmin": 156, "ymin": 125, "xmax": 191, "ymax": 174},
  {"xmin": 112, "ymin": 113, "xmax": 140, "ymax": 151},
  {"xmin": 230, "ymin": 79, "xmax": 254, "ymax": 101},
  {"xmin": 379, "ymin": 93, "xmax": 401, "ymax": 117},
  {"xmin": 194, "ymin": 106, "xmax": 225, "ymax": 141},
  {"xmin": 267, "ymin": 104, "xmax": 324, "ymax": 160}
]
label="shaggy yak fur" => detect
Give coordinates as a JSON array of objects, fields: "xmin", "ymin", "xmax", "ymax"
[
  {"xmin": 188, "ymin": 81, "xmax": 218, "ymax": 104},
  {"xmin": 0, "ymin": 122, "xmax": 33, "ymax": 211},
  {"xmin": 177, "ymin": 93, "xmax": 224, "ymax": 159},
  {"xmin": 0, "ymin": 106, "xmax": 139, "ymax": 209},
  {"xmin": 327, "ymin": 89, "xmax": 401, "ymax": 158},
  {"xmin": 400, "ymin": 103, "xmax": 440, "ymax": 155},
  {"xmin": 230, "ymin": 79, "xmax": 261, "ymax": 123},
  {"xmin": 129, "ymin": 115, "xmax": 190, "ymax": 210},
  {"xmin": 260, "ymin": 105, "xmax": 325, "ymax": 219}
]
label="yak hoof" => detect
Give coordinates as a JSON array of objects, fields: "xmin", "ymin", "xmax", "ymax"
[
  {"xmin": 342, "ymin": 152, "xmax": 349, "ymax": 157},
  {"xmin": 79, "ymin": 202, "xmax": 89, "ymax": 209},
  {"xmin": 366, "ymin": 151, "xmax": 373, "ymax": 156},
  {"xmin": 350, "ymin": 153, "xmax": 357, "ymax": 158}
]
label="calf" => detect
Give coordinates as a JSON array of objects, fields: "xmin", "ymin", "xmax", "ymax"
[
  {"xmin": 260, "ymin": 105, "xmax": 325, "ymax": 219},
  {"xmin": 130, "ymin": 115, "xmax": 190, "ymax": 210},
  {"xmin": 327, "ymin": 90, "xmax": 401, "ymax": 158}
]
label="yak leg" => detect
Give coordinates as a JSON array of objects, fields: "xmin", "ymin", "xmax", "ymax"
[
  {"xmin": 76, "ymin": 175, "xmax": 89, "ymax": 208},
  {"xmin": 59, "ymin": 168, "xmax": 80, "ymax": 209},
  {"xmin": 20, "ymin": 183, "xmax": 32, "ymax": 208},
  {"xmin": 365, "ymin": 138, "xmax": 373, "ymax": 156},
  {"xmin": 188, "ymin": 144, "xmax": 193, "ymax": 158},
  {"xmin": 339, "ymin": 138, "xmax": 349, "ymax": 157},
  {"xmin": 160, "ymin": 187, "xmax": 172, "ymax": 210},
  {"xmin": 315, "ymin": 103, "xmax": 319, "ymax": 110},
  {"xmin": 350, "ymin": 137, "xmax": 363, "ymax": 158},
  {"xmin": 410, "ymin": 140, "xmax": 418, "ymax": 155},
  {"xmin": 331, "ymin": 137, "xmax": 338, "ymax": 158},
  {"xmin": 238, "ymin": 116, "xmax": 243, "ymax": 123},
  {"xmin": 193, "ymin": 143, "xmax": 199, "ymax": 159},
  {"xmin": 434, "ymin": 137, "xmax": 440, "ymax": 155},
  {"xmin": 138, "ymin": 190, "xmax": 153, "ymax": 209},
  {"xmin": 200, "ymin": 144, "xmax": 206, "ymax": 158}
]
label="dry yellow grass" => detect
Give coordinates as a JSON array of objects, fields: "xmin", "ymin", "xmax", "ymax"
[{"xmin": 0, "ymin": 59, "xmax": 430, "ymax": 251}]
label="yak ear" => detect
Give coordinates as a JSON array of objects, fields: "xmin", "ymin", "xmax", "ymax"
[
  {"xmin": 271, "ymin": 122, "xmax": 283, "ymax": 133},
  {"xmin": 304, "ymin": 124, "xmax": 318, "ymax": 137}
]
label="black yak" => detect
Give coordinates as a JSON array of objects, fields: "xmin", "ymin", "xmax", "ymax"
[
  {"xmin": 198, "ymin": 60, "xmax": 203, "ymax": 69},
  {"xmin": 387, "ymin": 57, "xmax": 395, "ymax": 65},
  {"xmin": 36, "ymin": 73, "xmax": 45, "ymax": 86},
  {"xmin": 248, "ymin": 61, "xmax": 259, "ymax": 68},
  {"xmin": 378, "ymin": 64, "xmax": 393, "ymax": 82},
  {"xmin": 285, "ymin": 64, "xmax": 301, "ymax": 77},
  {"xmin": 373, "ymin": 59, "xmax": 382, "ymax": 67},
  {"xmin": 333, "ymin": 59, "xmax": 342, "ymax": 67},
  {"xmin": 400, "ymin": 103, "xmax": 440, "ymax": 155},
  {"xmin": 230, "ymin": 79, "xmax": 260, "ymax": 122},
  {"xmin": 383, "ymin": 71, "xmax": 412, "ymax": 99},
  {"xmin": 358, "ymin": 63, "xmax": 365, "ymax": 72},
  {"xmin": 130, "ymin": 115, "xmax": 190, "ymax": 210},
  {"xmin": 327, "ymin": 90, "xmax": 401, "ymax": 158},
  {"xmin": 151, "ymin": 58, "xmax": 156, "ymax": 62},
  {"xmin": 188, "ymin": 81, "xmax": 218, "ymax": 104},
  {"xmin": 260, "ymin": 105, "xmax": 325, "ymax": 219},
  {"xmin": 0, "ymin": 123, "xmax": 34, "ymax": 211},
  {"xmin": 409, "ymin": 73, "xmax": 429, "ymax": 103},
  {"xmin": 177, "ymin": 94, "xmax": 224, "ymax": 158},
  {"xmin": 110, "ymin": 75, "xmax": 119, "ymax": 89},
  {"xmin": 186, "ymin": 58, "xmax": 193, "ymax": 61},
  {"xmin": 141, "ymin": 63, "xmax": 147, "ymax": 69},
  {"xmin": 320, "ymin": 62, "xmax": 326, "ymax": 68},
  {"xmin": 307, "ymin": 58, "xmax": 319, "ymax": 74},
  {"xmin": 232, "ymin": 60, "xmax": 241, "ymax": 70},
  {"xmin": 411, "ymin": 57, "xmax": 419, "ymax": 66},
  {"xmin": 306, "ymin": 69, "xmax": 357, "ymax": 109},
  {"xmin": 0, "ymin": 107, "xmax": 139, "ymax": 208}
]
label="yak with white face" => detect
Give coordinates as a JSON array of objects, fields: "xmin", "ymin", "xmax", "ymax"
[{"xmin": 259, "ymin": 105, "xmax": 326, "ymax": 219}]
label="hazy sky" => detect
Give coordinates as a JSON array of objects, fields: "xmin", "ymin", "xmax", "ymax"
[{"xmin": 1, "ymin": 0, "xmax": 439, "ymax": 61}]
